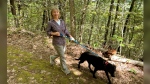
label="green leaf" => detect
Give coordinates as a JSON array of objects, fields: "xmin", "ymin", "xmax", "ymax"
[
  {"xmin": 127, "ymin": 44, "xmax": 135, "ymax": 48},
  {"xmin": 129, "ymin": 68, "xmax": 137, "ymax": 75},
  {"xmin": 120, "ymin": 43, "xmax": 125, "ymax": 47}
]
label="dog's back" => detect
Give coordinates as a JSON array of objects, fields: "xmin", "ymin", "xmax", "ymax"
[
  {"xmin": 76, "ymin": 51, "xmax": 108, "ymax": 69},
  {"xmin": 86, "ymin": 53, "xmax": 109, "ymax": 70},
  {"xmin": 75, "ymin": 51, "xmax": 90, "ymax": 60}
]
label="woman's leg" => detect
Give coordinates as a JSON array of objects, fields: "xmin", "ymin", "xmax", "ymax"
[
  {"xmin": 53, "ymin": 45, "xmax": 70, "ymax": 75},
  {"xmin": 50, "ymin": 46, "xmax": 59, "ymax": 65},
  {"xmin": 50, "ymin": 54, "xmax": 59, "ymax": 65}
]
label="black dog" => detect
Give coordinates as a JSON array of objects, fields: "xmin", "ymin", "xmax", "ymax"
[{"xmin": 76, "ymin": 51, "xmax": 116, "ymax": 84}]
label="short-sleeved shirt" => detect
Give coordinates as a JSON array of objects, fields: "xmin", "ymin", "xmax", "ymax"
[{"xmin": 46, "ymin": 19, "xmax": 70, "ymax": 46}]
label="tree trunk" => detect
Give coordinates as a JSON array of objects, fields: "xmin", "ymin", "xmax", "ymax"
[
  {"xmin": 41, "ymin": 0, "xmax": 51, "ymax": 31},
  {"xmin": 111, "ymin": 0, "xmax": 120, "ymax": 37},
  {"xmin": 78, "ymin": 0, "xmax": 90, "ymax": 42},
  {"xmin": 103, "ymin": 0, "xmax": 114, "ymax": 46},
  {"xmin": 10, "ymin": 0, "xmax": 19, "ymax": 27},
  {"xmin": 111, "ymin": 55, "xmax": 143, "ymax": 67},
  {"xmin": 58, "ymin": 0, "xmax": 66, "ymax": 21},
  {"xmin": 47, "ymin": 0, "xmax": 51, "ymax": 21},
  {"xmin": 88, "ymin": 0, "xmax": 99, "ymax": 45},
  {"xmin": 117, "ymin": 0, "xmax": 136, "ymax": 53},
  {"xmin": 69, "ymin": 0, "xmax": 76, "ymax": 38},
  {"xmin": 17, "ymin": 0, "xmax": 21, "ymax": 16},
  {"xmin": 10, "ymin": 0, "xmax": 16, "ymax": 18},
  {"xmin": 129, "ymin": 26, "xmax": 134, "ymax": 43},
  {"xmin": 41, "ymin": 10, "xmax": 46, "ymax": 31},
  {"xmin": 123, "ymin": 0, "xmax": 136, "ymax": 37},
  {"xmin": 88, "ymin": 15, "xmax": 95, "ymax": 45}
]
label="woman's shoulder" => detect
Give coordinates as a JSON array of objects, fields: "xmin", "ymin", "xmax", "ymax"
[
  {"xmin": 48, "ymin": 19, "xmax": 55, "ymax": 24},
  {"xmin": 48, "ymin": 19, "xmax": 65, "ymax": 24},
  {"xmin": 48, "ymin": 19, "xmax": 54, "ymax": 22},
  {"xmin": 59, "ymin": 19, "xmax": 65, "ymax": 24}
]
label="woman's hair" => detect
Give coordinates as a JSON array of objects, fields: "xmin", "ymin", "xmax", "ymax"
[{"xmin": 51, "ymin": 7, "xmax": 61, "ymax": 19}]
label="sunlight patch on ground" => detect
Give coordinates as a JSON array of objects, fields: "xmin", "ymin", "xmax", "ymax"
[
  {"xmin": 55, "ymin": 58, "xmax": 60, "ymax": 65},
  {"xmin": 71, "ymin": 68, "xmax": 82, "ymax": 76}
]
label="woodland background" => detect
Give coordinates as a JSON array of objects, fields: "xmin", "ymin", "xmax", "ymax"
[
  {"xmin": 8, "ymin": 0, "xmax": 143, "ymax": 62},
  {"xmin": 7, "ymin": 0, "xmax": 144, "ymax": 84}
]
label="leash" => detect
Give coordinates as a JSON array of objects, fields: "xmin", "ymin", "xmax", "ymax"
[{"xmin": 64, "ymin": 35, "xmax": 100, "ymax": 56}]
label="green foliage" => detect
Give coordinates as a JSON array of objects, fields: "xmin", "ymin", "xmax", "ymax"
[
  {"xmin": 93, "ymin": 43, "xmax": 99, "ymax": 48},
  {"xmin": 120, "ymin": 43, "xmax": 125, "ymax": 47},
  {"xmin": 7, "ymin": 0, "xmax": 143, "ymax": 60},
  {"xmin": 129, "ymin": 68, "xmax": 137, "ymax": 75},
  {"xmin": 127, "ymin": 44, "xmax": 135, "ymax": 49},
  {"xmin": 112, "ymin": 35, "xmax": 123, "ymax": 42}
]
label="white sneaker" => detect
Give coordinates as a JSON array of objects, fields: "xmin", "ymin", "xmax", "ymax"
[
  {"xmin": 50, "ymin": 56, "xmax": 55, "ymax": 65},
  {"xmin": 61, "ymin": 69, "xmax": 70, "ymax": 75}
]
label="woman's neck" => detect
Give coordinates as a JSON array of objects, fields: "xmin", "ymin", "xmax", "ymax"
[{"xmin": 54, "ymin": 18, "xmax": 59, "ymax": 21}]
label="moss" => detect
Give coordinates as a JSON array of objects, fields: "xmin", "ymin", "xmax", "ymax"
[
  {"xmin": 16, "ymin": 70, "xmax": 32, "ymax": 83},
  {"xmin": 8, "ymin": 45, "xmax": 106, "ymax": 84}
]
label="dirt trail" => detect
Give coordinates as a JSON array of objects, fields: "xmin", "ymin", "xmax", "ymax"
[{"xmin": 7, "ymin": 29, "xmax": 144, "ymax": 84}]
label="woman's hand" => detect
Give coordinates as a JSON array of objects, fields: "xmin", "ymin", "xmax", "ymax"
[
  {"xmin": 69, "ymin": 35, "xmax": 75, "ymax": 41},
  {"xmin": 70, "ymin": 37, "xmax": 75, "ymax": 41}
]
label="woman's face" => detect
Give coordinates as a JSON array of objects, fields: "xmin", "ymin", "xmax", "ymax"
[{"xmin": 52, "ymin": 9, "xmax": 60, "ymax": 19}]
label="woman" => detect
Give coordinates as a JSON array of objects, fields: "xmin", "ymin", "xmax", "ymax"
[{"xmin": 46, "ymin": 7, "xmax": 75, "ymax": 75}]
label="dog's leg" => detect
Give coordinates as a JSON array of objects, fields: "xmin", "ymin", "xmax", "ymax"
[
  {"xmin": 88, "ymin": 63, "xmax": 93, "ymax": 72},
  {"xmin": 93, "ymin": 68, "xmax": 98, "ymax": 78},
  {"xmin": 78, "ymin": 61, "xmax": 82, "ymax": 69},
  {"xmin": 105, "ymin": 70, "xmax": 111, "ymax": 84}
]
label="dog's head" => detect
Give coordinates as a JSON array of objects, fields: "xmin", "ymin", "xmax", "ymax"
[
  {"xmin": 78, "ymin": 52, "xmax": 89, "ymax": 62},
  {"xmin": 107, "ymin": 63, "xmax": 116, "ymax": 77}
]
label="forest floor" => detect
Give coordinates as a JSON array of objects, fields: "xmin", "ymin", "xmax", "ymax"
[{"xmin": 7, "ymin": 28, "xmax": 143, "ymax": 84}]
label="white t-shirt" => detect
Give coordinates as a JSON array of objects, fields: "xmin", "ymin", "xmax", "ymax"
[{"xmin": 56, "ymin": 19, "xmax": 60, "ymax": 25}]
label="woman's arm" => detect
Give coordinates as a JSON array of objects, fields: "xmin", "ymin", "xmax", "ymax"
[
  {"xmin": 46, "ymin": 21, "xmax": 60, "ymax": 36},
  {"xmin": 50, "ymin": 32, "xmax": 60, "ymax": 36}
]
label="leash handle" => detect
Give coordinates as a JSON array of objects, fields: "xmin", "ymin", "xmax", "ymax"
[{"xmin": 65, "ymin": 36, "xmax": 79, "ymax": 43}]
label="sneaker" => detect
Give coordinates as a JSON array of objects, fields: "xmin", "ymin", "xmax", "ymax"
[
  {"xmin": 50, "ymin": 56, "xmax": 55, "ymax": 65},
  {"xmin": 61, "ymin": 69, "xmax": 70, "ymax": 75}
]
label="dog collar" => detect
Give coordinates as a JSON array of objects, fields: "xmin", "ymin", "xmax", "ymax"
[{"xmin": 105, "ymin": 61, "xmax": 109, "ymax": 65}]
